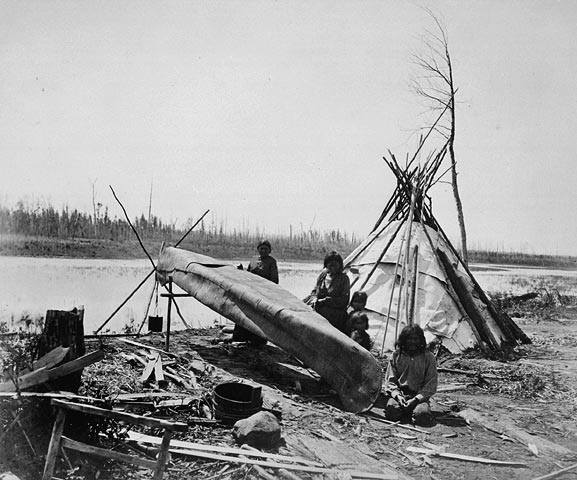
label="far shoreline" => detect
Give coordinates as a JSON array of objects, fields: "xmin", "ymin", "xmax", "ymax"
[{"xmin": 1, "ymin": 235, "xmax": 576, "ymax": 270}]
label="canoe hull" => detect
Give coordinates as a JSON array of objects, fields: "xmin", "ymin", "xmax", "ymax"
[{"xmin": 156, "ymin": 247, "xmax": 382, "ymax": 413}]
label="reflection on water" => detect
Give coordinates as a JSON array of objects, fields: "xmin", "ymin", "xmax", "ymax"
[{"xmin": 0, "ymin": 256, "xmax": 575, "ymax": 333}]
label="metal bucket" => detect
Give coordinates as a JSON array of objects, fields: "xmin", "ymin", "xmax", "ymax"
[
  {"xmin": 213, "ymin": 382, "xmax": 262, "ymax": 423},
  {"xmin": 148, "ymin": 316, "xmax": 163, "ymax": 332}
]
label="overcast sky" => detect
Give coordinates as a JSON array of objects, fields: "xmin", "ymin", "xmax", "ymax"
[{"xmin": 1, "ymin": 1, "xmax": 576, "ymax": 255}]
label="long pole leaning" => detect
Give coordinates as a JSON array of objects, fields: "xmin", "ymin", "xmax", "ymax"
[
  {"xmin": 93, "ymin": 203, "xmax": 209, "ymax": 335},
  {"xmin": 379, "ymin": 227, "xmax": 407, "ymax": 357},
  {"xmin": 403, "ymin": 185, "xmax": 418, "ymax": 323}
]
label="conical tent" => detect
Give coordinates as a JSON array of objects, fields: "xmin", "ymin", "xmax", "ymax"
[{"xmin": 344, "ymin": 149, "xmax": 530, "ymax": 354}]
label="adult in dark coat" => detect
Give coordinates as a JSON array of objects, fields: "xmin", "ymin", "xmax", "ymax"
[
  {"xmin": 232, "ymin": 240, "xmax": 278, "ymax": 344},
  {"xmin": 306, "ymin": 251, "xmax": 351, "ymax": 333}
]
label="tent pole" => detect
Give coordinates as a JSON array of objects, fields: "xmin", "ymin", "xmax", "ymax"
[
  {"xmin": 379, "ymin": 221, "xmax": 408, "ymax": 356},
  {"xmin": 407, "ymin": 245, "xmax": 419, "ymax": 325},
  {"xmin": 402, "ymin": 183, "xmax": 418, "ymax": 323}
]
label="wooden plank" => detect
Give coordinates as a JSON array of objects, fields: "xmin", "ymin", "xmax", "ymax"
[
  {"xmin": 51, "ymin": 399, "xmax": 187, "ymax": 431},
  {"xmin": 46, "ymin": 350, "xmax": 105, "ymax": 381},
  {"xmin": 156, "ymin": 397, "xmax": 195, "ymax": 408},
  {"xmin": 117, "ymin": 338, "xmax": 179, "ymax": 358},
  {"xmin": 60, "ymin": 436, "xmax": 157, "ymax": 470},
  {"xmin": 114, "ymin": 392, "xmax": 191, "ymax": 401},
  {"xmin": 168, "ymin": 447, "xmax": 399, "ymax": 479},
  {"xmin": 154, "ymin": 355, "xmax": 167, "ymax": 387},
  {"xmin": 139, "ymin": 355, "xmax": 157, "ymax": 383},
  {"xmin": 32, "ymin": 346, "xmax": 70, "ymax": 371},
  {"xmin": 406, "ymin": 447, "xmax": 527, "ymax": 467},
  {"xmin": 0, "ymin": 392, "xmax": 102, "ymax": 402},
  {"xmin": 42, "ymin": 408, "xmax": 66, "ymax": 480},
  {"xmin": 153, "ymin": 430, "xmax": 172, "ymax": 480},
  {"xmin": 0, "ymin": 368, "xmax": 50, "ymax": 392},
  {"xmin": 128, "ymin": 431, "xmax": 323, "ymax": 466}
]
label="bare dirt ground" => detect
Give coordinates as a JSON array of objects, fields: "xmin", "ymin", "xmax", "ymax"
[{"xmin": 1, "ymin": 296, "xmax": 576, "ymax": 480}]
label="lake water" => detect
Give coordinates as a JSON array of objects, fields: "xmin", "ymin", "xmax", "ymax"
[{"xmin": 1, "ymin": 256, "xmax": 576, "ymax": 333}]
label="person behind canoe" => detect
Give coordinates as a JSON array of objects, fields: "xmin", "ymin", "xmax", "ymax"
[
  {"xmin": 306, "ymin": 251, "xmax": 350, "ymax": 333},
  {"xmin": 247, "ymin": 240, "xmax": 279, "ymax": 284},
  {"xmin": 348, "ymin": 312, "xmax": 372, "ymax": 351},
  {"xmin": 232, "ymin": 240, "xmax": 278, "ymax": 345},
  {"xmin": 345, "ymin": 290, "xmax": 368, "ymax": 336},
  {"xmin": 384, "ymin": 324, "xmax": 437, "ymax": 427}
]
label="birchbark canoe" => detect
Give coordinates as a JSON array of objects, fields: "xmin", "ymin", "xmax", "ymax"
[{"xmin": 156, "ymin": 246, "xmax": 382, "ymax": 413}]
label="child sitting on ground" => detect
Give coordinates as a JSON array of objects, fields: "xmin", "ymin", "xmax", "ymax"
[
  {"xmin": 348, "ymin": 311, "xmax": 372, "ymax": 351},
  {"xmin": 384, "ymin": 324, "xmax": 437, "ymax": 427},
  {"xmin": 346, "ymin": 290, "xmax": 372, "ymax": 350}
]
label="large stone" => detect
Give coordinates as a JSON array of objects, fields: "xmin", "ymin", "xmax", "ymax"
[{"xmin": 233, "ymin": 411, "xmax": 281, "ymax": 448}]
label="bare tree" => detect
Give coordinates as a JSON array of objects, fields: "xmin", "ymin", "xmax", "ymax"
[{"xmin": 411, "ymin": 10, "xmax": 468, "ymax": 265}]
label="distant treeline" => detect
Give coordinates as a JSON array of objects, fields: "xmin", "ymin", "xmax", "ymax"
[
  {"xmin": 1, "ymin": 202, "xmax": 576, "ymax": 267},
  {"xmin": 0, "ymin": 202, "xmax": 359, "ymax": 260}
]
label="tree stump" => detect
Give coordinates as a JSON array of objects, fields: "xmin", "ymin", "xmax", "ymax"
[{"xmin": 38, "ymin": 308, "xmax": 86, "ymax": 393}]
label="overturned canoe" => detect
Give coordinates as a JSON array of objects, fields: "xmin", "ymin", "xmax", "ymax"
[{"xmin": 156, "ymin": 246, "xmax": 382, "ymax": 413}]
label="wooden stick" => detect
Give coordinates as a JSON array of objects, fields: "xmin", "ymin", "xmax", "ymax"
[
  {"xmin": 174, "ymin": 209, "xmax": 210, "ymax": 247},
  {"xmin": 153, "ymin": 429, "xmax": 173, "ymax": 480},
  {"xmin": 531, "ymin": 463, "xmax": 577, "ymax": 480},
  {"xmin": 109, "ymin": 185, "xmax": 156, "ymax": 269},
  {"xmin": 168, "ymin": 448, "xmax": 398, "ymax": 479},
  {"xmin": 437, "ymin": 367, "xmax": 503, "ymax": 379},
  {"xmin": 42, "ymin": 408, "xmax": 66, "ymax": 480},
  {"xmin": 128, "ymin": 431, "xmax": 323, "ymax": 466},
  {"xmin": 407, "ymin": 446, "xmax": 527, "ymax": 467},
  {"xmin": 407, "ymin": 245, "xmax": 419, "ymax": 325},
  {"xmin": 118, "ymin": 338, "xmax": 179, "ymax": 358},
  {"xmin": 165, "ymin": 277, "xmax": 173, "ymax": 351},
  {"xmin": 94, "ymin": 269, "xmax": 155, "ymax": 334},
  {"xmin": 61, "ymin": 436, "xmax": 157, "ymax": 470},
  {"xmin": 364, "ymin": 413, "xmax": 431, "ymax": 434},
  {"xmin": 52, "ymin": 399, "xmax": 187, "ymax": 431}
]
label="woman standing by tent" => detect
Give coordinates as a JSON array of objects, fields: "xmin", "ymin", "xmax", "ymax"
[{"xmin": 306, "ymin": 251, "xmax": 350, "ymax": 333}]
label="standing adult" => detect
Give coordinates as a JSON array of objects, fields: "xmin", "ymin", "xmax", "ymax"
[
  {"xmin": 306, "ymin": 251, "xmax": 350, "ymax": 333},
  {"xmin": 247, "ymin": 240, "xmax": 279, "ymax": 284},
  {"xmin": 232, "ymin": 240, "xmax": 278, "ymax": 344}
]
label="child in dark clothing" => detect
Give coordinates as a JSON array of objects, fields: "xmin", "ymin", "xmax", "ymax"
[
  {"xmin": 348, "ymin": 311, "xmax": 372, "ymax": 350},
  {"xmin": 346, "ymin": 291, "xmax": 372, "ymax": 350}
]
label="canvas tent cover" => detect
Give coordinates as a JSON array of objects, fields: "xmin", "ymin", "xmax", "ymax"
[{"xmin": 345, "ymin": 219, "xmax": 508, "ymax": 353}]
